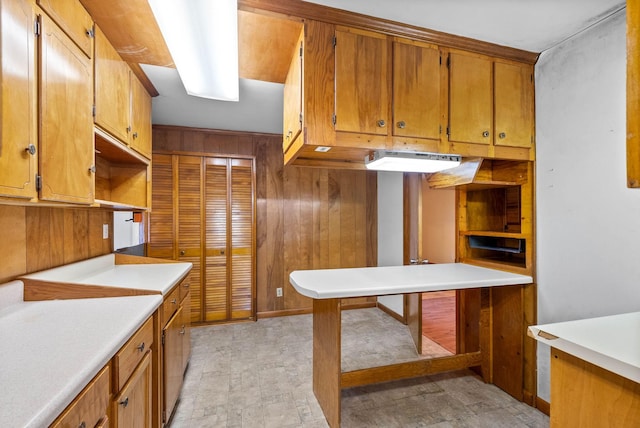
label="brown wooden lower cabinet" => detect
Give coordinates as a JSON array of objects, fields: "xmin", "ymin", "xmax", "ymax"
[
  {"xmin": 50, "ymin": 365, "xmax": 110, "ymax": 428},
  {"xmin": 113, "ymin": 352, "xmax": 152, "ymax": 427},
  {"xmin": 161, "ymin": 285, "xmax": 191, "ymax": 424}
]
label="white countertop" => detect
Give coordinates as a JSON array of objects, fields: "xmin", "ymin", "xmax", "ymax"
[
  {"xmin": 289, "ymin": 263, "xmax": 533, "ymax": 299},
  {"xmin": 529, "ymin": 312, "xmax": 640, "ymax": 384},
  {"xmin": 21, "ymin": 254, "xmax": 192, "ymax": 295},
  {"xmin": 0, "ymin": 283, "xmax": 162, "ymax": 428}
]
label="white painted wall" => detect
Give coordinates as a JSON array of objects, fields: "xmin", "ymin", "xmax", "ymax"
[
  {"xmin": 377, "ymin": 172, "xmax": 405, "ymax": 316},
  {"xmin": 113, "ymin": 212, "xmax": 143, "ymax": 251},
  {"xmin": 535, "ymin": 8, "xmax": 640, "ymax": 402}
]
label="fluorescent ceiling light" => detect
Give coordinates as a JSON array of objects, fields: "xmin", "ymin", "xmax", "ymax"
[
  {"xmin": 148, "ymin": 0, "xmax": 239, "ymax": 101},
  {"xmin": 365, "ymin": 151, "xmax": 461, "ymax": 173}
]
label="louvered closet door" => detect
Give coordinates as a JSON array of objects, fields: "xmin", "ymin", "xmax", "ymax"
[
  {"xmin": 177, "ymin": 156, "xmax": 204, "ymax": 323},
  {"xmin": 204, "ymin": 158, "xmax": 229, "ymax": 322},
  {"xmin": 229, "ymin": 159, "xmax": 255, "ymax": 320},
  {"xmin": 148, "ymin": 154, "xmax": 175, "ymax": 259}
]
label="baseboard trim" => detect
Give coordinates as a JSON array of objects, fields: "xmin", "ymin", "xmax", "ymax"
[
  {"xmin": 257, "ymin": 308, "xmax": 311, "ymax": 318},
  {"xmin": 342, "ymin": 302, "xmax": 377, "ymax": 310},
  {"xmin": 377, "ymin": 302, "xmax": 405, "ymax": 323},
  {"xmin": 535, "ymin": 396, "xmax": 550, "ymax": 416}
]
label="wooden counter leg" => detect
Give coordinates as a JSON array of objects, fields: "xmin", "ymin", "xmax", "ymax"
[
  {"xmin": 313, "ymin": 298, "xmax": 342, "ymax": 428},
  {"xmin": 479, "ymin": 288, "xmax": 493, "ymax": 383}
]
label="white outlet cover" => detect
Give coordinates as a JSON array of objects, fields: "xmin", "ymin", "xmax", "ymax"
[{"xmin": 103, "ymin": 224, "xmax": 109, "ymax": 239}]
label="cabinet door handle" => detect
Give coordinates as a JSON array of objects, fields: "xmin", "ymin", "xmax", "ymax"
[
  {"xmin": 499, "ymin": 132, "xmax": 506, "ymax": 139},
  {"xmin": 25, "ymin": 144, "xmax": 36, "ymax": 155},
  {"xmin": 132, "ymin": 132, "xmax": 138, "ymax": 139},
  {"xmin": 377, "ymin": 119, "xmax": 386, "ymax": 128},
  {"xmin": 180, "ymin": 250, "xmax": 185, "ymax": 256},
  {"xmin": 171, "ymin": 299, "xmax": 177, "ymax": 305},
  {"xmin": 482, "ymin": 130, "xmax": 490, "ymax": 138},
  {"xmin": 79, "ymin": 422, "xmax": 86, "ymax": 428},
  {"xmin": 396, "ymin": 121, "xmax": 406, "ymax": 129},
  {"xmin": 136, "ymin": 342, "xmax": 145, "ymax": 352},
  {"xmin": 179, "ymin": 326, "xmax": 186, "ymax": 335},
  {"xmin": 119, "ymin": 397, "xmax": 129, "ymax": 408},
  {"xmin": 183, "ymin": 283, "xmax": 190, "ymax": 288},
  {"xmin": 88, "ymin": 165, "xmax": 96, "ymax": 174}
]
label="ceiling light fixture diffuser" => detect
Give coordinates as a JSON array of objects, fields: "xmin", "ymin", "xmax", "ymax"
[
  {"xmin": 364, "ymin": 150, "xmax": 461, "ymax": 173},
  {"xmin": 148, "ymin": 0, "xmax": 239, "ymax": 101}
]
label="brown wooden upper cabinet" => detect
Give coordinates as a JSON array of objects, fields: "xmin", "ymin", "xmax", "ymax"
[
  {"xmin": 0, "ymin": 0, "xmax": 38, "ymax": 200},
  {"xmin": 283, "ymin": 27, "xmax": 304, "ymax": 155},
  {"xmin": 392, "ymin": 39, "xmax": 442, "ymax": 143},
  {"xmin": 39, "ymin": 9, "xmax": 95, "ymax": 204},
  {"xmin": 37, "ymin": 0, "xmax": 94, "ymax": 58},
  {"xmin": 447, "ymin": 50, "xmax": 534, "ymax": 159},
  {"xmin": 334, "ymin": 27, "xmax": 389, "ymax": 136},
  {"xmin": 95, "ymin": 26, "xmax": 152, "ymax": 159}
]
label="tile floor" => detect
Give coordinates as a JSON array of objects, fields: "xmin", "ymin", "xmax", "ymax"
[{"xmin": 168, "ymin": 308, "xmax": 549, "ymax": 428}]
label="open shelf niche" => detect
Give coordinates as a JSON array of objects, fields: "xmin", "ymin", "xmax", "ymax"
[
  {"xmin": 94, "ymin": 128, "xmax": 150, "ymax": 210},
  {"xmin": 428, "ymin": 158, "xmax": 533, "ymax": 275}
]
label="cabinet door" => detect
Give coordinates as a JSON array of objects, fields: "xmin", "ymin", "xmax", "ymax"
[
  {"xmin": 94, "ymin": 25, "xmax": 130, "ymax": 143},
  {"xmin": 494, "ymin": 62, "xmax": 534, "ymax": 148},
  {"xmin": 204, "ymin": 157, "xmax": 228, "ymax": 322},
  {"xmin": 39, "ymin": 12, "xmax": 94, "ymax": 204},
  {"xmin": 283, "ymin": 28, "xmax": 304, "ymax": 153},
  {"xmin": 114, "ymin": 352, "xmax": 152, "ymax": 428},
  {"xmin": 181, "ymin": 291, "xmax": 191, "ymax": 372},
  {"xmin": 178, "ymin": 156, "xmax": 204, "ymax": 323},
  {"xmin": 37, "ymin": 0, "xmax": 93, "ymax": 58},
  {"xmin": 163, "ymin": 307, "xmax": 184, "ymax": 423},
  {"xmin": 0, "ymin": 0, "xmax": 37, "ymax": 199},
  {"xmin": 148, "ymin": 154, "xmax": 175, "ymax": 259},
  {"xmin": 393, "ymin": 41, "xmax": 441, "ymax": 140},
  {"xmin": 229, "ymin": 159, "xmax": 255, "ymax": 320},
  {"xmin": 334, "ymin": 28, "xmax": 388, "ymax": 135},
  {"xmin": 448, "ymin": 52, "xmax": 492, "ymax": 145},
  {"xmin": 129, "ymin": 73, "xmax": 152, "ymax": 158}
]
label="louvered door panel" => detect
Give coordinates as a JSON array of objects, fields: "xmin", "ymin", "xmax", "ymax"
[
  {"xmin": 177, "ymin": 156, "xmax": 203, "ymax": 322},
  {"xmin": 148, "ymin": 154, "xmax": 174, "ymax": 259},
  {"xmin": 230, "ymin": 160, "xmax": 254, "ymax": 320},
  {"xmin": 204, "ymin": 159, "xmax": 229, "ymax": 321}
]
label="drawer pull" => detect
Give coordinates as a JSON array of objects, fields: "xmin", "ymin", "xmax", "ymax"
[
  {"xmin": 183, "ymin": 283, "xmax": 190, "ymax": 288},
  {"xmin": 79, "ymin": 422, "xmax": 86, "ymax": 428},
  {"xmin": 119, "ymin": 397, "xmax": 129, "ymax": 408},
  {"xmin": 171, "ymin": 299, "xmax": 177, "ymax": 305},
  {"xmin": 136, "ymin": 342, "xmax": 145, "ymax": 353},
  {"xmin": 179, "ymin": 326, "xmax": 186, "ymax": 335}
]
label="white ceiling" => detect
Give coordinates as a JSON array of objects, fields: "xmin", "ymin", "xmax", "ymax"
[
  {"xmin": 304, "ymin": 0, "xmax": 626, "ymax": 53},
  {"xmin": 146, "ymin": 0, "xmax": 626, "ymax": 133}
]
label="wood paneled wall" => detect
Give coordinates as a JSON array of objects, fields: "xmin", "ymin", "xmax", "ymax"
[
  {"xmin": 0, "ymin": 205, "xmax": 113, "ymax": 283},
  {"xmin": 153, "ymin": 125, "xmax": 378, "ymax": 317}
]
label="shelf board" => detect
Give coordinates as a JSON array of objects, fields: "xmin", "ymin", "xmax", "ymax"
[
  {"xmin": 461, "ymin": 231, "xmax": 526, "ymax": 239},
  {"xmin": 460, "ymin": 258, "xmax": 530, "ymax": 276},
  {"xmin": 93, "ymin": 199, "xmax": 147, "ymax": 211},
  {"xmin": 95, "ymin": 127, "xmax": 149, "ymax": 166}
]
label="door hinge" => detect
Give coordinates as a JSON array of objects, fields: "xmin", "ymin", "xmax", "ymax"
[
  {"xmin": 439, "ymin": 125, "xmax": 442, "ymax": 134},
  {"xmin": 299, "ymin": 42, "xmax": 303, "ymax": 58},
  {"xmin": 332, "ymin": 114, "xmax": 337, "ymax": 126},
  {"xmin": 34, "ymin": 17, "xmax": 41, "ymax": 36},
  {"xmin": 446, "ymin": 56, "xmax": 450, "ymax": 68},
  {"xmin": 299, "ymin": 112, "xmax": 303, "ymax": 125},
  {"xmin": 446, "ymin": 126, "xmax": 450, "ymax": 137},
  {"xmin": 35, "ymin": 174, "xmax": 42, "ymax": 192},
  {"xmin": 87, "ymin": 25, "xmax": 95, "ymax": 39},
  {"xmin": 162, "ymin": 410, "xmax": 166, "ymax": 424},
  {"xmin": 439, "ymin": 55, "xmax": 442, "ymax": 65},
  {"xmin": 162, "ymin": 331, "xmax": 165, "ymax": 346},
  {"xmin": 332, "ymin": 36, "xmax": 337, "ymax": 48},
  {"xmin": 92, "ymin": 104, "xmax": 96, "ymax": 118}
]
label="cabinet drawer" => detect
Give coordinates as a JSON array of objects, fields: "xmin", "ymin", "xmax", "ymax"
[
  {"xmin": 51, "ymin": 364, "xmax": 109, "ymax": 428},
  {"xmin": 37, "ymin": 0, "xmax": 93, "ymax": 57},
  {"xmin": 114, "ymin": 317, "xmax": 153, "ymax": 391},
  {"xmin": 162, "ymin": 286, "xmax": 180, "ymax": 326}
]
